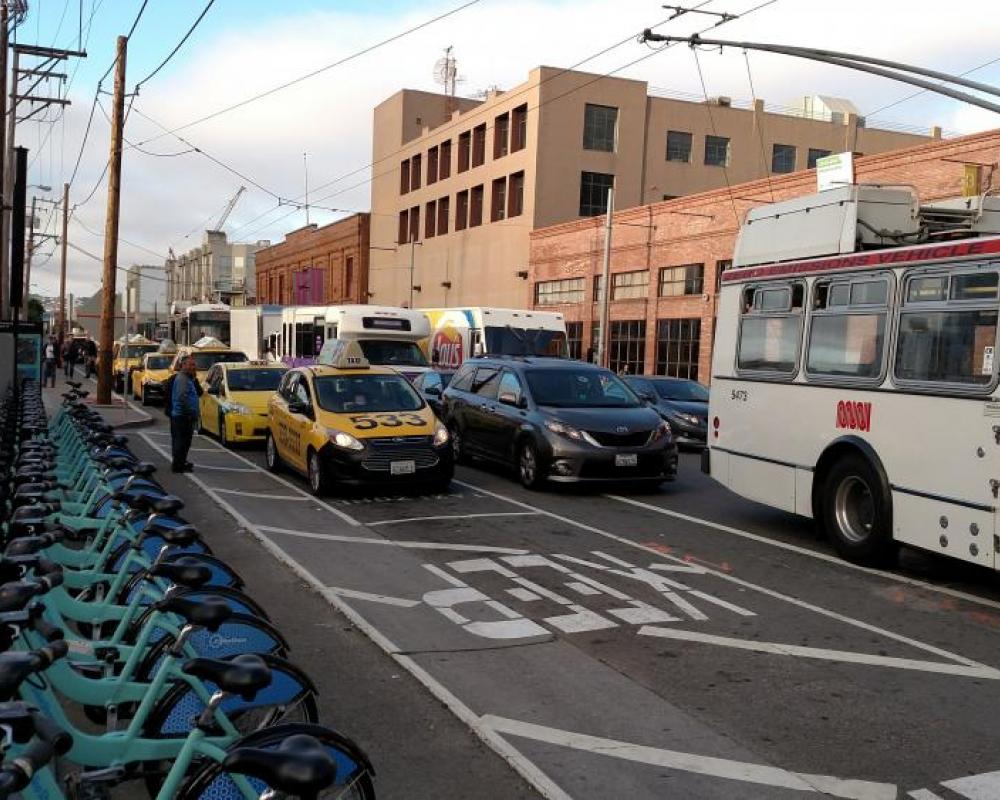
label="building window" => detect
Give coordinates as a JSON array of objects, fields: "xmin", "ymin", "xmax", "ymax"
[
  {"xmin": 704, "ymin": 135, "xmax": 730, "ymax": 167},
  {"xmin": 772, "ymin": 143, "xmax": 796, "ymax": 174},
  {"xmin": 655, "ymin": 318, "xmax": 701, "ymax": 381},
  {"xmin": 409, "ymin": 205, "xmax": 420, "ymax": 243},
  {"xmin": 606, "ymin": 270, "xmax": 649, "ymax": 301},
  {"xmin": 400, "ymin": 159, "xmax": 410, "ymax": 194},
  {"xmin": 398, "ymin": 210, "xmax": 408, "ymax": 245},
  {"xmin": 345, "ymin": 257, "xmax": 354, "ymax": 296},
  {"xmin": 714, "ymin": 259, "xmax": 732, "ymax": 292},
  {"xmin": 666, "ymin": 130, "xmax": 692, "ymax": 162},
  {"xmin": 458, "ymin": 131, "xmax": 471, "ymax": 172},
  {"xmin": 512, "ymin": 104, "xmax": 527, "ymax": 151},
  {"xmin": 455, "ymin": 190, "xmax": 469, "ymax": 231},
  {"xmin": 469, "ymin": 184, "xmax": 484, "ymax": 227},
  {"xmin": 583, "ymin": 103, "xmax": 617, "ymax": 152},
  {"xmin": 579, "ymin": 171, "xmax": 614, "ymax": 217},
  {"xmin": 472, "ymin": 123, "xmax": 487, "ymax": 167},
  {"xmin": 807, "ymin": 147, "xmax": 832, "ymax": 169},
  {"xmin": 425, "ymin": 200, "xmax": 437, "ymax": 238},
  {"xmin": 437, "ymin": 196, "xmax": 450, "ymax": 235},
  {"xmin": 508, "ymin": 171, "xmax": 524, "ymax": 218},
  {"xmin": 440, "ymin": 140, "xmax": 452, "ymax": 179},
  {"xmin": 662, "ymin": 194, "xmax": 678, "ymax": 201},
  {"xmin": 659, "ymin": 264, "xmax": 704, "ymax": 297},
  {"xmin": 566, "ymin": 322, "xmax": 583, "ymax": 360},
  {"xmin": 491, "ymin": 177, "xmax": 507, "ymax": 222},
  {"xmin": 411, "ymin": 154, "xmax": 422, "ymax": 190},
  {"xmin": 604, "ymin": 320, "xmax": 645, "ymax": 375},
  {"xmin": 427, "ymin": 146, "xmax": 439, "ymax": 185},
  {"xmin": 494, "ymin": 112, "xmax": 509, "ymax": 159},
  {"xmin": 534, "ymin": 277, "xmax": 584, "ymax": 306}
]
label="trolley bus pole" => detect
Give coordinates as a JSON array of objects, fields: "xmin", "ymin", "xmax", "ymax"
[{"xmin": 596, "ymin": 186, "xmax": 614, "ymax": 369}]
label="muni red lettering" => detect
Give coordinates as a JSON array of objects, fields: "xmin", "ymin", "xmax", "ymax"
[{"xmin": 835, "ymin": 400, "xmax": 872, "ymax": 432}]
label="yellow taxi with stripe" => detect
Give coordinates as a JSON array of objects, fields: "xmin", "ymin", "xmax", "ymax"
[
  {"xmin": 265, "ymin": 339, "xmax": 453, "ymax": 495},
  {"xmin": 131, "ymin": 344, "xmax": 177, "ymax": 405},
  {"xmin": 170, "ymin": 336, "xmax": 249, "ymax": 382},
  {"xmin": 200, "ymin": 361, "xmax": 288, "ymax": 446},
  {"xmin": 112, "ymin": 334, "xmax": 159, "ymax": 394}
]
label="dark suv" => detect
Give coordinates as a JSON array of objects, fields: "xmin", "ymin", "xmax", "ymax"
[{"xmin": 441, "ymin": 357, "xmax": 678, "ymax": 489}]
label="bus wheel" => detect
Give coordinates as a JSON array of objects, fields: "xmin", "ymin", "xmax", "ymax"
[{"xmin": 822, "ymin": 454, "xmax": 895, "ymax": 566}]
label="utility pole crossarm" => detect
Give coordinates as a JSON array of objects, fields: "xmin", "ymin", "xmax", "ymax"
[{"xmin": 639, "ymin": 32, "xmax": 1000, "ymax": 114}]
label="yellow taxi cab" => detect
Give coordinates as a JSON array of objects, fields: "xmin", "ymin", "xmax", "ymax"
[
  {"xmin": 170, "ymin": 336, "xmax": 249, "ymax": 383},
  {"xmin": 131, "ymin": 344, "xmax": 177, "ymax": 405},
  {"xmin": 112, "ymin": 334, "xmax": 159, "ymax": 394},
  {"xmin": 266, "ymin": 339, "xmax": 453, "ymax": 496},
  {"xmin": 200, "ymin": 361, "xmax": 288, "ymax": 446}
]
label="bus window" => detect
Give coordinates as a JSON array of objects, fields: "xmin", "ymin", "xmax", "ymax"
[
  {"xmin": 806, "ymin": 275, "xmax": 890, "ymax": 381},
  {"xmin": 736, "ymin": 281, "xmax": 804, "ymax": 374},
  {"xmin": 295, "ymin": 323, "xmax": 318, "ymax": 358},
  {"xmin": 894, "ymin": 270, "xmax": 999, "ymax": 389}
]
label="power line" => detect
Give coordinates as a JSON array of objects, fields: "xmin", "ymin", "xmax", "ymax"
[
  {"xmin": 867, "ymin": 53, "xmax": 1000, "ymax": 117},
  {"xmin": 125, "ymin": 0, "xmax": 149, "ymax": 39},
  {"xmin": 134, "ymin": 0, "xmax": 215, "ymax": 89},
  {"xmin": 133, "ymin": 0, "xmax": 485, "ymax": 148}
]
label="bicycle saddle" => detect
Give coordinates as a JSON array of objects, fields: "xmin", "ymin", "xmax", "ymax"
[
  {"xmin": 141, "ymin": 522, "xmax": 198, "ymax": 548},
  {"xmin": 0, "ymin": 642, "xmax": 68, "ymax": 702},
  {"xmin": 182, "ymin": 654, "xmax": 272, "ymax": 701},
  {"xmin": 222, "ymin": 734, "xmax": 338, "ymax": 798},
  {"xmin": 148, "ymin": 557, "xmax": 212, "ymax": 589},
  {"xmin": 0, "ymin": 581, "xmax": 44, "ymax": 613},
  {"xmin": 66, "ymin": 381, "xmax": 82, "ymax": 389},
  {"xmin": 154, "ymin": 594, "xmax": 232, "ymax": 632}
]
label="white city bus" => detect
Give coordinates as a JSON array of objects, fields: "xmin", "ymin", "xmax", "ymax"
[
  {"xmin": 421, "ymin": 307, "xmax": 568, "ymax": 367},
  {"xmin": 278, "ymin": 304, "xmax": 431, "ymax": 379},
  {"xmin": 168, "ymin": 302, "xmax": 231, "ymax": 346},
  {"xmin": 708, "ymin": 185, "xmax": 1000, "ymax": 569}
]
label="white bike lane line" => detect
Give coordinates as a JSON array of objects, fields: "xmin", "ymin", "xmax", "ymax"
[{"xmin": 134, "ymin": 432, "xmax": 919, "ymax": 800}]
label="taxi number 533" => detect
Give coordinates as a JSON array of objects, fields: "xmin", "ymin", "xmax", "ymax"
[{"xmin": 349, "ymin": 413, "xmax": 427, "ymax": 430}]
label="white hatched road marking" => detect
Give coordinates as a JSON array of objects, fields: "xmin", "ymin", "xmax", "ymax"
[
  {"xmin": 941, "ymin": 770, "xmax": 1000, "ymax": 798},
  {"xmin": 482, "ymin": 716, "xmax": 898, "ymax": 800},
  {"xmin": 213, "ymin": 488, "xmax": 309, "ymax": 501},
  {"xmin": 367, "ymin": 511, "xmax": 539, "ymax": 526},
  {"xmin": 189, "ymin": 463, "xmax": 258, "ymax": 473},
  {"xmin": 607, "ymin": 494, "xmax": 1000, "ymax": 613},
  {"xmin": 908, "ymin": 791, "xmax": 947, "ymax": 799},
  {"xmin": 454, "ymin": 480, "xmax": 995, "ymax": 673},
  {"xmin": 637, "ymin": 627, "xmax": 1000, "ymax": 680},
  {"xmin": 325, "ymin": 587, "xmax": 421, "ymax": 608},
  {"xmin": 258, "ymin": 525, "xmax": 529, "ymax": 555}
]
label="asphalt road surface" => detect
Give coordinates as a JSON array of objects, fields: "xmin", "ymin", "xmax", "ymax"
[{"xmin": 115, "ymin": 397, "xmax": 1000, "ymax": 800}]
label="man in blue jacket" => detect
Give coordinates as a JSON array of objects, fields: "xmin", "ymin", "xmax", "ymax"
[{"xmin": 170, "ymin": 355, "xmax": 201, "ymax": 473}]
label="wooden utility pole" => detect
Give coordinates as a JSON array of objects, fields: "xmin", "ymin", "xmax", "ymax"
[
  {"xmin": 96, "ymin": 35, "xmax": 126, "ymax": 405},
  {"xmin": 0, "ymin": 2, "xmax": 8, "ymax": 314},
  {"xmin": 596, "ymin": 186, "xmax": 614, "ymax": 369},
  {"xmin": 57, "ymin": 182, "xmax": 69, "ymax": 336},
  {"xmin": 22, "ymin": 194, "xmax": 35, "ymax": 313}
]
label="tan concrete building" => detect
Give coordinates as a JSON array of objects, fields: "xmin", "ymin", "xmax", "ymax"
[
  {"xmin": 255, "ymin": 214, "xmax": 370, "ymax": 306},
  {"xmin": 528, "ymin": 129, "xmax": 1000, "ymax": 381},
  {"xmin": 370, "ymin": 67, "xmax": 941, "ymax": 309},
  {"xmin": 165, "ymin": 231, "xmax": 268, "ymax": 308}
]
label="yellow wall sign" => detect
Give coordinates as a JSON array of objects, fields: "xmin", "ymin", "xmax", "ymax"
[{"xmin": 962, "ymin": 164, "xmax": 982, "ymax": 197}]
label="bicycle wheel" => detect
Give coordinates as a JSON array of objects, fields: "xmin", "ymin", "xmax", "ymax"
[{"xmin": 176, "ymin": 723, "xmax": 376, "ymax": 800}]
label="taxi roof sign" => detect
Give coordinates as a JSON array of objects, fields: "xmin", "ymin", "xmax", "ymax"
[
  {"xmin": 192, "ymin": 336, "xmax": 228, "ymax": 349},
  {"xmin": 317, "ymin": 338, "xmax": 369, "ymax": 369},
  {"xmin": 157, "ymin": 338, "xmax": 178, "ymax": 354}
]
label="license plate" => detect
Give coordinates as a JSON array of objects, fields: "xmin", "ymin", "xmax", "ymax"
[
  {"xmin": 615, "ymin": 453, "xmax": 638, "ymax": 467},
  {"xmin": 390, "ymin": 460, "xmax": 416, "ymax": 475}
]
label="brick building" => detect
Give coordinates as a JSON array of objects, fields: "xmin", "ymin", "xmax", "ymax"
[
  {"xmin": 528, "ymin": 129, "xmax": 1000, "ymax": 381},
  {"xmin": 255, "ymin": 214, "xmax": 371, "ymax": 305}
]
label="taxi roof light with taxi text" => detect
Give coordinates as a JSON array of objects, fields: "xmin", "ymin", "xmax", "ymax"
[{"xmin": 317, "ymin": 339, "xmax": 370, "ymax": 370}]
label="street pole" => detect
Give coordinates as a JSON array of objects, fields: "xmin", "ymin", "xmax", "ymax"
[
  {"xmin": 409, "ymin": 236, "xmax": 416, "ymax": 309},
  {"xmin": 96, "ymin": 35, "xmax": 126, "ymax": 405},
  {"xmin": 1, "ymin": 44, "xmax": 18, "ymax": 316},
  {"xmin": 57, "ymin": 182, "xmax": 68, "ymax": 337},
  {"xmin": 22, "ymin": 195, "xmax": 35, "ymax": 313},
  {"xmin": 596, "ymin": 186, "xmax": 614, "ymax": 369},
  {"xmin": 0, "ymin": 3, "xmax": 9, "ymax": 314}
]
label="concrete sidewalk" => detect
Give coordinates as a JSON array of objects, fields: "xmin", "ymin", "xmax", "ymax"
[{"xmin": 40, "ymin": 371, "xmax": 153, "ymax": 429}]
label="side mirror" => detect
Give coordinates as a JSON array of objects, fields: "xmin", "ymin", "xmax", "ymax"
[
  {"xmin": 498, "ymin": 391, "xmax": 522, "ymax": 408},
  {"xmin": 424, "ymin": 384, "xmax": 442, "ymax": 397},
  {"xmin": 287, "ymin": 399, "xmax": 307, "ymax": 415},
  {"xmin": 207, "ymin": 385, "xmax": 219, "ymax": 396},
  {"xmin": 639, "ymin": 390, "xmax": 656, "ymax": 403}
]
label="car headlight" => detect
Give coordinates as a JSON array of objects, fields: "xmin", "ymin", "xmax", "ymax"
[
  {"xmin": 225, "ymin": 403, "xmax": 252, "ymax": 415},
  {"xmin": 650, "ymin": 421, "xmax": 672, "ymax": 442},
  {"xmin": 433, "ymin": 422, "xmax": 450, "ymax": 447},
  {"xmin": 327, "ymin": 429, "xmax": 364, "ymax": 451},
  {"xmin": 544, "ymin": 419, "xmax": 599, "ymax": 445},
  {"xmin": 677, "ymin": 412, "xmax": 700, "ymax": 426}
]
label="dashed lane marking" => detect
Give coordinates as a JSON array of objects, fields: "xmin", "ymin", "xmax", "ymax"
[
  {"xmin": 481, "ymin": 716, "xmax": 898, "ymax": 800},
  {"xmin": 190, "ymin": 463, "xmax": 258, "ymax": 473},
  {"xmin": 908, "ymin": 791, "xmax": 946, "ymax": 799},
  {"xmin": 213, "ymin": 488, "xmax": 309, "ymax": 501},
  {"xmin": 367, "ymin": 511, "xmax": 539, "ymax": 526},
  {"xmin": 941, "ymin": 770, "xmax": 1000, "ymax": 798},
  {"xmin": 325, "ymin": 587, "xmax": 422, "ymax": 608}
]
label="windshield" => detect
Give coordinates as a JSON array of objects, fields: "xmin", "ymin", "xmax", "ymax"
[
  {"xmin": 314, "ymin": 374, "xmax": 424, "ymax": 413},
  {"xmin": 193, "ymin": 351, "xmax": 248, "ymax": 371},
  {"xmin": 123, "ymin": 345, "xmax": 158, "ymax": 358},
  {"xmin": 227, "ymin": 368, "xmax": 286, "ymax": 392},
  {"xmin": 357, "ymin": 339, "xmax": 428, "ymax": 367},
  {"xmin": 654, "ymin": 379, "xmax": 709, "ymax": 402},
  {"xmin": 145, "ymin": 355, "xmax": 173, "ymax": 370},
  {"xmin": 526, "ymin": 368, "xmax": 642, "ymax": 408},
  {"xmin": 484, "ymin": 326, "xmax": 567, "ymax": 357}
]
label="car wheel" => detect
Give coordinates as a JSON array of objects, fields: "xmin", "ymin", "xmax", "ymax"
[
  {"xmin": 265, "ymin": 431, "xmax": 281, "ymax": 473},
  {"xmin": 307, "ymin": 449, "xmax": 330, "ymax": 496},
  {"xmin": 822, "ymin": 454, "xmax": 895, "ymax": 566},
  {"xmin": 219, "ymin": 413, "xmax": 229, "ymax": 447},
  {"xmin": 141, "ymin": 386, "xmax": 149, "ymax": 406},
  {"xmin": 518, "ymin": 440, "xmax": 544, "ymax": 490},
  {"xmin": 449, "ymin": 424, "xmax": 466, "ymax": 464}
]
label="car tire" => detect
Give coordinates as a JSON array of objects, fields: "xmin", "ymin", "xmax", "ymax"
[
  {"xmin": 219, "ymin": 412, "xmax": 229, "ymax": 447},
  {"xmin": 265, "ymin": 431, "xmax": 281, "ymax": 473},
  {"xmin": 822, "ymin": 454, "xmax": 896, "ymax": 566},
  {"xmin": 307, "ymin": 448, "xmax": 330, "ymax": 496},
  {"xmin": 518, "ymin": 440, "xmax": 544, "ymax": 490},
  {"xmin": 449, "ymin": 424, "xmax": 466, "ymax": 464},
  {"xmin": 141, "ymin": 386, "xmax": 149, "ymax": 406}
]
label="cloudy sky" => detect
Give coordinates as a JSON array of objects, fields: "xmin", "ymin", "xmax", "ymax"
[{"xmin": 18, "ymin": 0, "xmax": 1000, "ymax": 298}]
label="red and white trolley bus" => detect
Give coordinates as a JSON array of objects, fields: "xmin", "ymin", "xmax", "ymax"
[{"xmin": 707, "ymin": 184, "xmax": 1000, "ymax": 568}]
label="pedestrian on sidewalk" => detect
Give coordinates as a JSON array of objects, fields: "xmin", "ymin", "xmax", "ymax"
[
  {"xmin": 83, "ymin": 335, "xmax": 97, "ymax": 378},
  {"xmin": 60, "ymin": 338, "xmax": 70, "ymax": 376},
  {"xmin": 65, "ymin": 337, "xmax": 78, "ymax": 379},
  {"xmin": 169, "ymin": 354, "xmax": 202, "ymax": 473},
  {"xmin": 43, "ymin": 337, "xmax": 57, "ymax": 388}
]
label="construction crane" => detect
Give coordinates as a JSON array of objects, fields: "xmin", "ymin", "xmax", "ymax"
[{"xmin": 213, "ymin": 186, "xmax": 246, "ymax": 231}]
